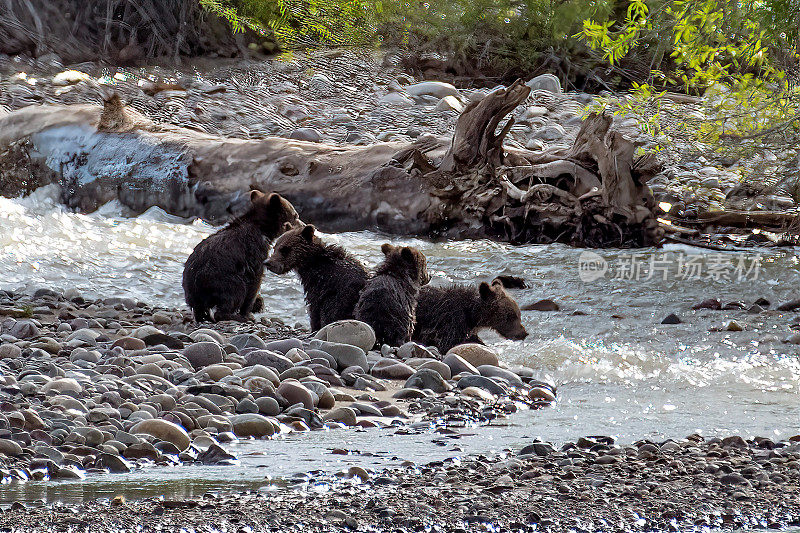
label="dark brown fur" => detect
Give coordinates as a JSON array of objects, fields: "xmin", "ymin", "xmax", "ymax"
[
  {"xmin": 354, "ymin": 244, "xmax": 430, "ymax": 347},
  {"xmin": 265, "ymin": 225, "xmax": 368, "ymax": 331},
  {"xmin": 413, "ymin": 279, "xmax": 528, "ymax": 353},
  {"xmin": 182, "ymin": 191, "xmax": 300, "ymax": 322}
]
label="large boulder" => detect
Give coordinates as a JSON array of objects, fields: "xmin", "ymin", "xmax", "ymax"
[
  {"xmin": 130, "ymin": 419, "xmax": 190, "ymax": 451},
  {"xmin": 183, "ymin": 342, "xmax": 224, "ymax": 369},
  {"xmin": 404, "ymin": 369, "xmax": 450, "ymax": 393},
  {"xmin": 442, "ymin": 353, "xmax": 479, "ymax": 376},
  {"xmin": 229, "ymin": 414, "xmax": 278, "ymax": 438},
  {"xmin": 314, "ymin": 320, "xmax": 376, "ymax": 352},
  {"xmin": 406, "ymin": 81, "xmax": 459, "ymax": 99},
  {"xmin": 309, "ymin": 340, "xmax": 368, "ymax": 372},
  {"xmin": 447, "ymin": 344, "xmax": 499, "ymax": 367},
  {"xmin": 277, "ymin": 380, "xmax": 315, "ymax": 410}
]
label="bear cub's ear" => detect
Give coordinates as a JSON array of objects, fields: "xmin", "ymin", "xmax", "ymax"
[
  {"xmin": 301, "ymin": 224, "xmax": 315, "ymax": 240},
  {"xmin": 250, "ymin": 190, "xmax": 265, "ymax": 202},
  {"xmin": 381, "ymin": 243, "xmax": 394, "ymax": 255},
  {"xmin": 268, "ymin": 193, "xmax": 283, "ymax": 207},
  {"xmin": 479, "ymin": 281, "xmax": 495, "ymax": 299},
  {"xmin": 400, "ymin": 247, "xmax": 415, "ymax": 262}
]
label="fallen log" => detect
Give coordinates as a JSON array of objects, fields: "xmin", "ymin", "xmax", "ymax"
[
  {"xmin": 0, "ymin": 82, "xmax": 663, "ymax": 247},
  {"xmin": 696, "ymin": 210, "xmax": 800, "ymax": 231}
]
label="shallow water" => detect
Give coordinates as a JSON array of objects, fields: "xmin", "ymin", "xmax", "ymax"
[{"xmin": 2, "ymin": 186, "xmax": 800, "ymax": 501}]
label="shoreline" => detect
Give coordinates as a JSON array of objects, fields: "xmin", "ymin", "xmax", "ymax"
[
  {"xmin": 0, "ymin": 289, "xmax": 798, "ymax": 530},
  {"xmin": 0, "ymin": 287, "xmax": 554, "ymax": 485},
  {"xmin": 1, "ymin": 433, "xmax": 799, "ymax": 532}
]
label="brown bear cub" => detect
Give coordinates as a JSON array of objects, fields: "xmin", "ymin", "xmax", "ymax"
[
  {"xmin": 265, "ymin": 224, "xmax": 369, "ymax": 331},
  {"xmin": 182, "ymin": 191, "xmax": 300, "ymax": 322},
  {"xmin": 413, "ymin": 278, "xmax": 528, "ymax": 353},
  {"xmin": 354, "ymin": 244, "xmax": 430, "ymax": 347}
]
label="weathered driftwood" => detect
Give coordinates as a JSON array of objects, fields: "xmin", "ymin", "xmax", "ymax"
[
  {"xmin": 696, "ymin": 210, "xmax": 800, "ymax": 231},
  {"xmin": 0, "ymin": 82, "xmax": 663, "ymax": 247}
]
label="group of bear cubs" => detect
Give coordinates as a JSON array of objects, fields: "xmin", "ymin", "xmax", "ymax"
[{"xmin": 182, "ymin": 191, "xmax": 528, "ymax": 354}]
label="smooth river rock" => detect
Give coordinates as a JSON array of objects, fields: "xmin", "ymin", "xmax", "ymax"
[
  {"xmin": 457, "ymin": 374, "xmax": 507, "ymax": 396},
  {"xmin": 41, "ymin": 378, "xmax": 82, "ymax": 395},
  {"xmin": 314, "ymin": 320, "xmax": 376, "ymax": 352},
  {"xmin": 323, "ymin": 407, "xmax": 357, "ymax": 426},
  {"xmin": 478, "ymin": 365, "xmax": 523, "ymax": 385},
  {"xmin": 309, "ymin": 340, "xmax": 368, "ymax": 372},
  {"xmin": 277, "ymin": 380, "xmax": 315, "ymax": 410},
  {"xmin": 442, "ymin": 353, "xmax": 479, "ymax": 376},
  {"xmin": 130, "ymin": 419, "xmax": 190, "ymax": 451},
  {"xmin": 447, "ymin": 344, "xmax": 500, "ymax": 367},
  {"xmin": 229, "ymin": 414, "xmax": 277, "ymax": 438},
  {"xmin": 406, "ymin": 81, "xmax": 459, "ymax": 99},
  {"xmin": 244, "ymin": 350, "xmax": 294, "ymax": 373},
  {"xmin": 405, "ymin": 369, "xmax": 450, "ymax": 393},
  {"xmin": 525, "ymin": 74, "xmax": 562, "ymax": 93},
  {"xmin": 184, "ymin": 342, "xmax": 224, "ymax": 369},
  {"xmin": 371, "ymin": 359, "xmax": 415, "ymax": 379}
]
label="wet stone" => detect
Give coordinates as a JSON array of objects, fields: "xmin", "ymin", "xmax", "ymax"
[
  {"xmin": 442, "ymin": 353, "xmax": 479, "ymax": 376},
  {"xmin": 523, "ymin": 299, "xmax": 560, "ymax": 311},
  {"xmin": 229, "ymin": 414, "xmax": 276, "ymax": 438},
  {"xmin": 255, "ymin": 397, "xmax": 281, "ymax": 417},
  {"xmin": 457, "ymin": 375, "xmax": 506, "ymax": 396},
  {"xmin": 404, "ymin": 369, "xmax": 450, "ymax": 393},
  {"xmin": 447, "ymin": 344, "xmax": 499, "ymax": 367},
  {"xmin": 314, "ymin": 320, "xmax": 376, "ymax": 352},
  {"xmin": 693, "ymin": 298, "xmax": 722, "ymax": 310},
  {"xmin": 183, "ymin": 342, "xmax": 224, "ymax": 369},
  {"xmin": 264, "ymin": 338, "xmax": 303, "ymax": 354},
  {"xmin": 142, "ymin": 333, "xmax": 184, "ymax": 349},
  {"xmin": 244, "ymin": 350, "xmax": 293, "ymax": 373}
]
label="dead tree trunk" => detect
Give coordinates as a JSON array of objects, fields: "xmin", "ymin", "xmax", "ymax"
[
  {"xmin": 406, "ymin": 79, "xmax": 663, "ymax": 247},
  {"xmin": 439, "ymin": 80, "xmax": 531, "ymax": 174}
]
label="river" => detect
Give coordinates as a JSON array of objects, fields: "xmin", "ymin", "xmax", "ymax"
[{"xmin": 1, "ymin": 185, "xmax": 799, "ymax": 503}]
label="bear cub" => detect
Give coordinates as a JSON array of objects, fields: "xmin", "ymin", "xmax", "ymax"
[
  {"xmin": 182, "ymin": 190, "xmax": 300, "ymax": 322},
  {"xmin": 413, "ymin": 278, "xmax": 528, "ymax": 353},
  {"xmin": 265, "ymin": 224, "xmax": 368, "ymax": 331},
  {"xmin": 354, "ymin": 243, "xmax": 430, "ymax": 347}
]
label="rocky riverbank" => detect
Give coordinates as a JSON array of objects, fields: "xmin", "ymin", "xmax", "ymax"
[
  {"xmin": 1, "ymin": 50, "xmax": 795, "ymax": 221},
  {"xmin": 2, "ymin": 433, "xmax": 799, "ymax": 532},
  {"xmin": 0, "ymin": 287, "xmax": 554, "ymax": 484}
]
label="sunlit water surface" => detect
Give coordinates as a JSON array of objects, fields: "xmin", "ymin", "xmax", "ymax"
[{"xmin": 2, "ymin": 186, "xmax": 800, "ymax": 506}]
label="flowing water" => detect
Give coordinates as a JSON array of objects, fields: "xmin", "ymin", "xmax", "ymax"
[{"xmin": 2, "ymin": 185, "xmax": 800, "ymax": 503}]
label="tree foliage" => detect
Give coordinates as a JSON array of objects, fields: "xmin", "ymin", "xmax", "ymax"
[
  {"xmin": 580, "ymin": 0, "xmax": 799, "ymax": 194},
  {"xmin": 201, "ymin": 0, "xmax": 623, "ymax": 87},
  {"xmin": 199, "ymin": 0, "xmax": 376, "ymax": 46}
]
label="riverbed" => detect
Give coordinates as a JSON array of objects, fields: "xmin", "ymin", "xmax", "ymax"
[{"xmin": 2, "ymin": 186, "xmax": 800, "ymax": 502}]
